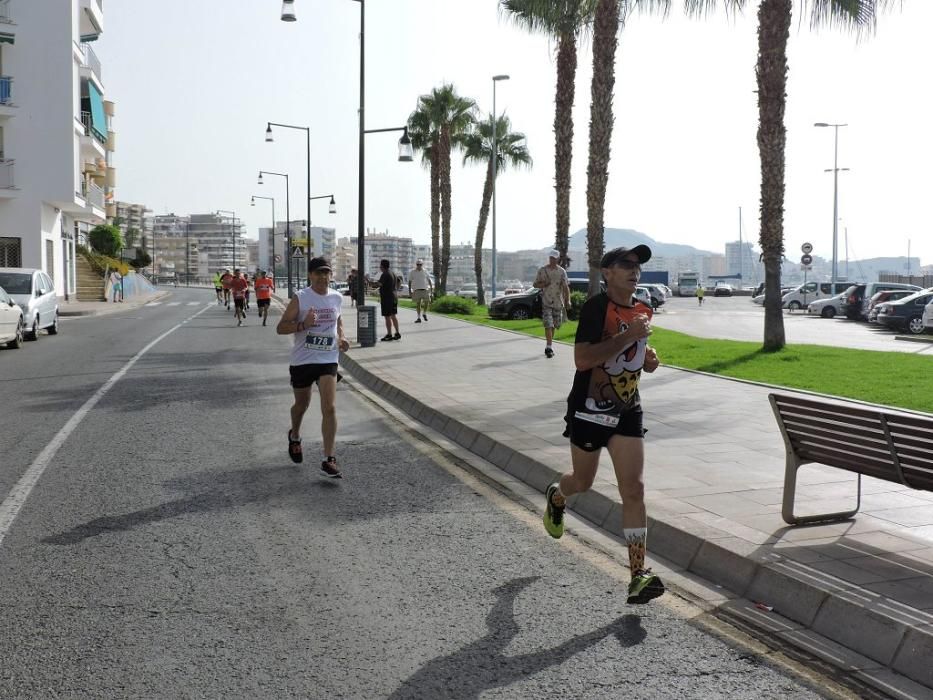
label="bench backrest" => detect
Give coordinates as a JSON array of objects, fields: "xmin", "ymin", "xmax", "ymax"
[{"xmin": 770, "ymin": 393, "xmax": 933, "ymax": 491}]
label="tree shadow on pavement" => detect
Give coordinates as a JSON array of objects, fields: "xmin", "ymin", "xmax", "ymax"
[
  {"xmin": 387, "ymin": 576, "xmax": 646, "ymax": 699},
  {"xmin": 696, "ymin": 349, "xmax": 767, "ymax": 374}
]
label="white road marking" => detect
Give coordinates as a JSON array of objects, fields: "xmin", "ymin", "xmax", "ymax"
[
  {"xmin": 0, "ymin": 304, "xmax": 213, "ymax": 549},
  {"xmin": 167, "ymin": 302, "xmax": 181, "ymax": 307},
  {"xmin": 187, "ymin": 302, "xmax": 201, "ymax": 306},
  {"xmin": 146, "ymin": 302, "xmax": 162, "ymax": 307}
]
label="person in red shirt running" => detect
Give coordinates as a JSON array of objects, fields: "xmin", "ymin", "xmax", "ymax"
[
  {"xmin": 220, "ymin": 269, "xmax": 234, "ymax": 309},
  {"xmin": 254, "ymin": 270, "xmax": 276, "ymax": 326},
  {"xmin": 230, "ymin": 269, "xmax": 250, "ymax": 326}
]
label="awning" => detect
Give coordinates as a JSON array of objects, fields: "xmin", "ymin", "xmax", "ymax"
[
  {"xmin": 88, "ymin": 82, "xmax": 107, "ymax": 142},
  {"xmin": 0, "ymin": 34, "xmax": 14, "ymax": 45}
]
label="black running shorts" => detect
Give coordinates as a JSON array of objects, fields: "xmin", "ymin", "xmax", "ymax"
[
  {"xmin": 257, "ymin": 298, "xmax": 271, "ymax": 308},
  {"xmin": 563, "ymin": 408, "xmax": 644, "ymax": 452},
  {"xmin": 234, "ymin": 298, "xmax": 245, "ymax": 310},
  {"xmin": 289, "ymin": 363, "xmax": 339, "ymax": 389},
  {"xmin": 380, "ymin": 300, "xmax": 398, "ymax": 317}
]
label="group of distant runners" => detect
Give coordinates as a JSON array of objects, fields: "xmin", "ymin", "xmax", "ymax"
[{"xmin": 202, "ymin": 246, "xmax": 665, "ymax": 604}]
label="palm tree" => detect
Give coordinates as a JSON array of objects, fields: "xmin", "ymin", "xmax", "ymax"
[
  {"xmin": 501, "ymin": 0, "xmax": 597, "ymax": 269},
  {"xmin": 408, "ymin": 85, "xmax": 476, "ymax": 296},
  {"xmin": 406, "ymin": 106, "xmax": 441, "ymax": 285},
  {"xmin": 462, "ymin": 114, "xmax": 533, "ymax": 306}
]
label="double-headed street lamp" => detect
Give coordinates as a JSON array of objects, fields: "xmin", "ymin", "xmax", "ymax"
[
  {"xmin": 251, "ymin": 195, "xmax": 277, "ymax": 284},
  {"xmin": 491, "ymin": 74, "xmax": 509, "ymax": 300},
  {"xmin": 814, "ymin": 122, "xmax": 848, "ymax": 290},
  {"xmin": 280, "ymin": 0, "xmax": 413, "ymax": 344},
  {"xmin": 258, "ymin": 169, "xmax": 293, "ymax": 296},
  {"xmin": 266, "ymin": 121, "xmax": 312, "ymax": 283},
  {"xmin": 216, "ymin": 209, "xmax": 238, "ymax": 271}
]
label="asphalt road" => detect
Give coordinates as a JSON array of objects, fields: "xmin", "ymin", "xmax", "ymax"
[
  {"xmin": 654, "ymin": 296, "xmax": 933, "ymax": 354},
  {"xmin": 0, "ymin": 289, "xmax": 863, "ymax": 698}
]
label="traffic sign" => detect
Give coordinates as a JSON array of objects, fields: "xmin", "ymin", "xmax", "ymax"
[
  {"xmin": 801, "ymin": 242, "xmax": 813, "ymax": 255},
  {"xmin": 292, "ymin": 246, "xmax": 304, "ymax": 258},
  {"xmin": 800, "ymin": 264, "xmax": 812, "ymax": 271},
  {"xmin": 274, "ymin": 254, "xmax": 282, "ymax": 263},
  {"xmin": 801, "ymin": 254, "xmax": 813, "ymax": 266}
]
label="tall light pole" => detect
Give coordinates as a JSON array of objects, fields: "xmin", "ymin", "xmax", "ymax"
[
  {"xmin": 266, "ymin": 122, "xmax": 311, "ymax": 284},
  {"xmin": 280, "ymin": 0, "xmax": 413, "ymax": 345},
  {"xmin": 259, "ymin": 170, "xmax": 292, "ymax": 296},
  {"xmin": 252, "ymin": 195, "xmax": 276, "ymax": 283},
  {"xmin": 491, "ymin": 74, "xmax": 509, "ymax": 300},
  {"xmin": 185, "ymin": 219, "xmax": 190, "ymax": 287},
  {"xmin": 814, "ymin": 122, "xmax": 847, "ymax": 291}
]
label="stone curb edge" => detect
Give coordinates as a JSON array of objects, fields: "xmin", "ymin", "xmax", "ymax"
[
  {"xmin": 59, "ymin": 290, "xmax": 173, "ymax": 317},
  {"xmin": 339, "ymin": 351, "xmax": 933, "ymax": 692}
]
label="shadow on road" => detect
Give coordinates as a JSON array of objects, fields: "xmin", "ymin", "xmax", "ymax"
[{"xmin": 387, "ymin": 576, "xmax": 646, "ymax": 699}]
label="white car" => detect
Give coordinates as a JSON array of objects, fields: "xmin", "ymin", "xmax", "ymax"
[
  {"xmin": 0, "ymin": 284, "xmax": 25, "ymax": 349},
  {"xmin": 456, "ymin": 284, "xmax": 478, "ymax": 300},
  {"xmin": 0, "ymin": 268, "xmax": 59, "ymax": 340},
  {"xmin": 806, "ymin": 292, "xmax": 848, "ymax": 319},
  {"xmin": 635, "ymin": 286, "xmax": 652, "ymax": 307},
  {"xmin": 922, "ymin": 299, "xmax": 933, "ymax": 333}
]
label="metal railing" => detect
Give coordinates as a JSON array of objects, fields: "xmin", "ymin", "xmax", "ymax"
[
  {"xmin": 82, "ymin": 181, "xmax": 104, "ymax": 209},
  {"xmin": 79, "ymin": 110, "xmax": 107, "ymax": 146},
  {"xmin": 0, "ymin": 76, "xmax": 11, "ymax": 104},
  {"xmin": 81, "ymin": 42, "xmax": 102, "ymax": 81},
  {"xmin": 0, "ymin": 2, "xmax": 12, "ymax": 24},
  {"xmin": 0, "ymin": 159, "xmax": 14, "ymax": 189}
]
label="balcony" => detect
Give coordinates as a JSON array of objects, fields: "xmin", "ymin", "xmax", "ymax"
[
  {"xmin": 80, "ymin": 42, "xmax": 102, "ymax": 84},
  {"xmin": 81, "ymin": 180, "xmax": 105, "ymax": 212},
  {"xmin": 80, "ymin": 0, "xmax": 103, "ymax": 39},
  {"xmin": 0, "ymin": 2, "xmax": 12, "ymax": 24},
  {"xmin": 79, "ymin": 110, "xmax": 107, "ymax": 158},
  {"xmin": 0, "ymin": 76, "xmax": 13, "ymax": 117},
  {"xmin": 0, "ymin": 159, "xmax": 16, "ymax": 198}
]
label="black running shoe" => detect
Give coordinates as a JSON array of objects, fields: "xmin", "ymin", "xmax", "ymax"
[
  {"xmin": 393, "ymin": 332, "xmax": 401, "ymax": 340},
  {"xmin": 380, "ymin": 334, "xmax": 394, "ymax": 342},
  {"xmin": 422, "ymin": 314, "xmax": 428, "ymax": 322},
  {"xmin": 321, "ymin": 457, "xmax": 342, "ymax": 479},
  {"xmin": 627, "ymin": 569, "xmax": 665, "ymax": 604},
  {"xmin": 545, "ymin": 347, "xmax": 554, "ymax": 358},
  {"xmin": 415, "ymin": 318, "xmax": 422, "ymax": 323}
]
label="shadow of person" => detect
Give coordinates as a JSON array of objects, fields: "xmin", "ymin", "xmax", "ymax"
[{"xmin": 388, "ymin": 576, "xmax": 646, "ymax": 699}]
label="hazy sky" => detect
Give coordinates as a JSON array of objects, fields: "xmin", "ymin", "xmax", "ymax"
[{"xmin": 96, "ymin": 1, "xmax": 932, "ymax": 267}]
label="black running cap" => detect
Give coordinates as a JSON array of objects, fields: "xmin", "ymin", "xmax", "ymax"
[
  {"xmin": 308, "ymin": 257, "xmax": 332, "ymax": 273},
  {"xmin": 600, "ymin": 245, "xmax": 652, "ymax": 267}
]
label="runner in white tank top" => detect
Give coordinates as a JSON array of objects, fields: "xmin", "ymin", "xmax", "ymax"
[{"xmin": 276, "ymin": 257, "xmax": 350, "ymax": 477}]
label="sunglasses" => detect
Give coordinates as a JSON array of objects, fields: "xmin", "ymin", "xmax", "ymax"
[{"xmin": 610, "ymin": 260, "xmax": 641, "ymax": 271}]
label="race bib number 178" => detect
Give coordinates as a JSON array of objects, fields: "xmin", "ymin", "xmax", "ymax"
[{"xmin": 304, "ymin": 334, "xmax": 335, "ymax": 351}]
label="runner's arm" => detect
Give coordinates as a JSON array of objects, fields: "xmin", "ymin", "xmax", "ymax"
[
  {"xmin": 336, "ymin": 317, "xmax": 350, "ymax": 351},
  {"xmin": 276, "ymin": 297, "xmax": 302, "ymax": 335}
]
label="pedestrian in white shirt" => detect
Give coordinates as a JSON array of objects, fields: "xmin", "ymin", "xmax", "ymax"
[{"xmin": 408, "ymin": 259, "xmax": 434, "ymax": 323}]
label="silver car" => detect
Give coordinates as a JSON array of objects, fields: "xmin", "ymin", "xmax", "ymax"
[
  {"xmin": 0, "ymin": 284, "xmax": 25, "ymax": 348},
  {"xmin": 0, "ymin": 268, "xmax": 60, "ymax": 340}
]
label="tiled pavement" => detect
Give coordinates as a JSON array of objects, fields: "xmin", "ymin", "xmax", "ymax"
[{"xmin": 339, "ymin": 303, "xmax": 933, "ymax": 697}]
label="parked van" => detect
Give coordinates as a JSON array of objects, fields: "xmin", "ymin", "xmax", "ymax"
[
  {"xmin": 843, "ymin": 282, "xmax": 921, "ymax": 320},
  {"xmin": 781, "ymin": 281, "xmax": 850, "ymax": 310}
]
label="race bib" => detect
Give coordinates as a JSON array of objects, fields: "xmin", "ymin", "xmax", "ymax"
[
  {"xmin": 304, "ymin": 334, "xmax": 335, "ymax": 351},
  {"xmin": 574, "ymin": 410, "xmax": 620, "ymax": 428}
]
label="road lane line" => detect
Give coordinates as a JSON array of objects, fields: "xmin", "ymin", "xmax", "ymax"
[{"xmin": 0, "ymin": 304, "xmax": 213, "ymax": 548}]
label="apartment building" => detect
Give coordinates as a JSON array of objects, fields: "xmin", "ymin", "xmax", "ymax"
[
  {"xmin": 258, "ymin": 221, "xmax": 334, "ymax": 282},
  {"xmin": 351, "ymin": 230, "xmax": 415, "ymax": 279},
  {"xmin": 152, "ymin": 212, "xmax": 246, "ymax": 279},
  {"xmin": 113, "ymin": 200, "xmax": 152, "ymax": 242},
  {"xmin": 0, "ymin": 0, "xmax": 112, "ymax": 298}
]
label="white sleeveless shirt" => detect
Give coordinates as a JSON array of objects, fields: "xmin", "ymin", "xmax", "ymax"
[{"xmin": 290, "ymin": 287, "xmax": 344, "ymax": 366}]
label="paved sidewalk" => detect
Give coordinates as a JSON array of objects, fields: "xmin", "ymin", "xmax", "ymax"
[
  {"xmin": 339, "ymin": 304, "xmax": 933, "ymax": 696},
  {"xmin": 58, "ymin": 290, "xmax": 171, "ymax": 317}
]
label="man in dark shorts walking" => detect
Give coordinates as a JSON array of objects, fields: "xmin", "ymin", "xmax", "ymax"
[
  {"xmin": 276, "ymin": 257, "xmax": 350, "ymax": 478},
  {"xmin": 378, "ymin": 259, "xmax": 401, "ymax": 342},
  {"xmin": 543, "ymin": 245, "xmax": 665, "ymax": 605}
]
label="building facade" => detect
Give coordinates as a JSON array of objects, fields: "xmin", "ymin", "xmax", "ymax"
[
  {"xmin": 0, "ymin": 0, "xmax": 112, "ymax": 298},
  {"xmin": 113, "ymin": 200, "xmax": 152, "ymax": 245},
  {"xmin": 151, "ymin": 211, "xmax": 246, "ymax": 281}
]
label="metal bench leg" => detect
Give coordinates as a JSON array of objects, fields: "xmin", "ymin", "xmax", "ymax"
[{"xmin": 783, "ymin": 456, "xmax": 862, "ymax": 526}]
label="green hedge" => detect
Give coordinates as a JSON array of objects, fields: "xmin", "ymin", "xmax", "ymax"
[
  {"xmin": 430, "ymin": 295, "xmax": 476, "ymax": 315},
  {"xmin": 567, "ymin": 291, "xmax": 587, "ymax": 321},
  {"xmin": 77, "ymin": 244, "xmax": 130, "ymax": 276}
]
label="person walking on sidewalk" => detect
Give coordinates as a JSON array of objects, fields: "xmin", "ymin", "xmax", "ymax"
[
  {"xmin": 408, "ymin": 259, "xmax": 434, "ymax": 323},
  {"xmin": 347, "ymin": 268, "xmax": 359, "ymax": 308},
  {"xmin": 379, "ymin": 259, "xmax": 401, "ymax": 342},
  {"xmin": 254, "ymin": 270, "xmax": 276, "ymax": 326},
  {"xmin": 276, "ymin": 257, "xmax": 349, "ymax": 478},
  {"xmin": 533, "ymin": 249, "xmax": 570, "ymax": 358},
  {"xmin": 696, "ymin": 284, "xmax": 705, "ymax": 306},
  {"xmin": 543, "ymin": 245, "xmax": 665, "ymax": 605}
]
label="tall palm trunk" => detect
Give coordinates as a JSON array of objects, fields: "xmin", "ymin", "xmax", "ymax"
[
  {"xmin": 474, "ymin": 159, "xmax": 495, "ymax": 306},
  {"xmin": 585, "ymin": 0, "xmax": 621, "ymax": 298},
  {"xmin": 430, "ymin": 140, "xmax": 441, "ymax": 292},
  {"xmin": 756, "ymin": 0, "xmax": 790, "ymax": 351},
  {"xmin": 439, "ymin": 126, "xmax": 453, "ymax": 296},
  {"xmin": 554, "ymin": 28, "xmax": 577, "ymax": 269}
]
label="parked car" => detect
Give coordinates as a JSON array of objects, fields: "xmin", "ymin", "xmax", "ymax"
[
  {"xmin": 0, "ymin": 285, "xmax": 25, "ymax": 349},
  {"xmin": 867, "ymin": 289, "xmax": 916, "ymax": 323},
  {"xmin": 0, "ymin": 268, "xmax": 60, "ymax": 340},
  {"xmin": 843, "ymin": 282, "xmax": 920, "ymax": 321},
  {"xmin": 635, "ymin": 286, "xmax": 653, "ymax": 306},
  {"xmin": 875, "ymin": 288, "xmax": 933, "ymax": 334},
  {"xmin": 923, "ymin": 299, "xmax": 933, "ymax": 333},
  {"xmin": 713, "ymin": 282, "xmax": 733, "ymax": 297},
  {"xmin": 782, "ymin": 281, "xmax": 849, "ymax": 310},
  {"xmin": 638, "ymin": 283, "xmax": 666, "ymax": 309},
  {"xmin": 487, "ymin": 287, "xmax": 542, "ymax": 320},
  {"xmin": 806, "ymin": 292, "xmax": 847, "ymax": 319},
  {"xmin": 455, "ymin": 284, "xmax": 478, "ymax": 300},
  {"xmin": 752, "ymin": 286, "xmax": 794, "ymax": 305}
]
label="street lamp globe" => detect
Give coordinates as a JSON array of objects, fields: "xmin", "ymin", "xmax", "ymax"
[
  {"xmin": 281, "ymin": 0, "xmax": 296, "ymax": 22},
  {"xmin": 265, "ymin": 124, "xmax": 274, "ymax": 142},
  {"xmin": 397, "ymin": 127, "xmax": 414, "ymax": 162},
  {"xmin": 328, "ymin": 196, "xmax": 337, "ymax": 215}
]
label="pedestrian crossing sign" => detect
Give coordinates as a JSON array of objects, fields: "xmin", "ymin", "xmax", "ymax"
[{"xmin": 292, "ymin": 246, "xmax": 304, "ymax": 258}]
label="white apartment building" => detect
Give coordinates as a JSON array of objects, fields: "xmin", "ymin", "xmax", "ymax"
[
  {"xmin": 113, "ymin": 200, "xmax": 152, "ymax": 242},
  {"xmin": 259, "ymin": 221, "xmax": 335, "ymax": 280},
  {"xmin": 0, "ymin": 0, "xmax": 111, "ymax": 298}
]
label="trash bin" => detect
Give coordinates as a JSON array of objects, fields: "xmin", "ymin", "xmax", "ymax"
[{"xmin": 357, "ymin": 305, "xmax": 376, "ymax": 347}]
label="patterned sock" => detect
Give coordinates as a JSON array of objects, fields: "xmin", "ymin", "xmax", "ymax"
[
  {"xmin": 551, "ymin": 485, "xmax": 566, "ymax": 507},
  {"xmin": 624, "ymin": 528, "xmax": 648, "ymax": 576}
]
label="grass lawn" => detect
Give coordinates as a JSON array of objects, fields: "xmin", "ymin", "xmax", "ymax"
[{"xmin": 396, "ymin": 299, "xmax": 932, "ymax": 413}]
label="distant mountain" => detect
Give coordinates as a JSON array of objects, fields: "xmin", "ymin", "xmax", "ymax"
[{"xmin": 568, "ymin": 228, "xmax": 717, "ymax": 258}]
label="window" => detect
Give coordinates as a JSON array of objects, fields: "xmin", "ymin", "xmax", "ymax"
[
  {"xmin": 46, "ymin": 240, "xmax": 55, "ymax": 283},
  {"xmin": 0, "ymin": 236, "xmax": 20, "ymax": 266}
]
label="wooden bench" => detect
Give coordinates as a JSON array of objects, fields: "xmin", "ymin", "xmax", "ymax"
[{"xmin": 769, "ymin": 393, "xmax": 933, "ymax": 525}]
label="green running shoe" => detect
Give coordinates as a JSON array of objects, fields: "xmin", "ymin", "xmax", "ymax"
[
  {"xmin": 627, "ymin": 569, "xmax": 665, "ymax": 604},
  {"xmin": 543, "ymin": 483, "xmax": 565, "ymax": 539}
]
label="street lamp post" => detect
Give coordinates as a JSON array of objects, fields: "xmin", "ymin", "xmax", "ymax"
[
  {"xmin": 216, "ymin": 209, "xmax": 238, "ymax": 272},
  {"xmin": 185, "ymin": 219, "xmax": 190, "ymax": 287},
  {"xmin": 491, "ymin": 74, "xmax": 509, "ymax": 300},
  {"xmin": 252, "ymin": 195, "xmax": 276, "ymax": 284},
  {"xmin": 266, "ymin": 122, "xmax": 312, "ymax": 286},
  {"xmin": 280, "ymin": 0, "xmax": 413, "ymax": 344},
  {"xmin": 814, "ymin": 122, "xmax": 847, "ymax": 290},
  {"xmin": 258, "ymin": 170, "xmax": 292, "ymax": 296}
]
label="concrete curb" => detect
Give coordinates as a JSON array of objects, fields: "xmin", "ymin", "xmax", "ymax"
[
  {"xmin": 59, "ymin": 290, "xmax": 172, "ymax": 317},
  {"xmin": 339, "ymin": 350, "xmax": 933, "ymax": 693}
]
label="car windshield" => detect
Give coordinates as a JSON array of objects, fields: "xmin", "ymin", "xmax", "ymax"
[
  {"xmin": 0, "ymin": 273, "xmax": 31, "ymax": 294},
  {"xmin": 894, "ymin": 290, "xmax": 932, "ymax": 305}
]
